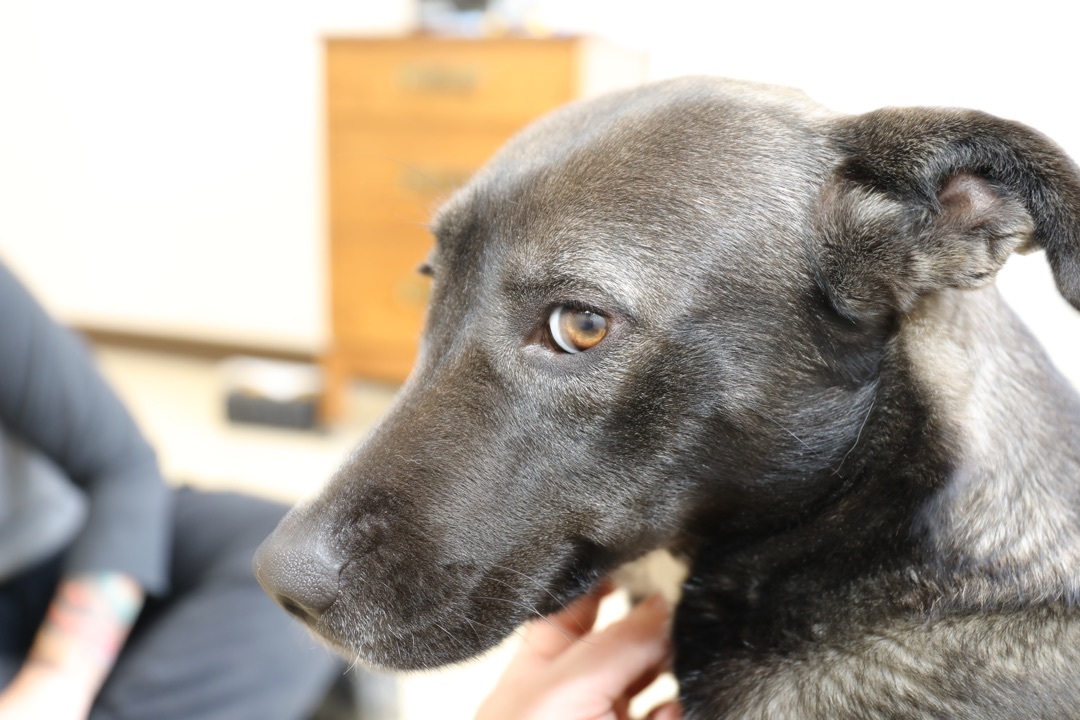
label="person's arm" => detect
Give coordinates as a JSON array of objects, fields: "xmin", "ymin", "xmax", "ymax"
[
  {"xmin": 0, "ymin": 263, "xmax": 172, "ymax": 593},
  {"xmin": 476, "ymin": 588, "xmax": 682, "ymax": 720},
  {"xmin": 0, "ymin": 573, "xmax": 142, "ymax": 718},
  {"xmin": 0, "ymin": 262, "xmax": 171, "ymax": 717}
]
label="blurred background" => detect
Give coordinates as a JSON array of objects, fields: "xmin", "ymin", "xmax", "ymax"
[{"xmin": 1, "ymin": 1, "xmax": 1078, "ymax": 718}]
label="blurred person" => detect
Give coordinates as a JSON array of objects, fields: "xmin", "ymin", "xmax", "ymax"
[
  {"xmin": 0, "ymin": 260, "xmax": 340, "ymax": 719},
  {"xmin": 476, "ymin": 586, "xmax": 683, "ymax": 720}
]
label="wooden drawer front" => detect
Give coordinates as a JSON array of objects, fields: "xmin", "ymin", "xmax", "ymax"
[
  {"xmin": 337, "ymin": 339, "xmax": 421, "ymax": 384},
  {"xmin": 329, "ymin": 127, "xmax": 510, "ymax": 229},
  {"xmin": 330, "ymin": 223, "xmax": 432, "ymax": 350},
  {"xmin": 327, "ymin": 39, "xmax": 576, "ymax": 128}
]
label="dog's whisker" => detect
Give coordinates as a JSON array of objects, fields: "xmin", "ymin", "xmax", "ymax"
[
  {"xmin": 461, "ymin": 614, "xmax": 534, "ymax": 648},
  {"xmin": 488, "ymin": 563, "xmax": 575, "ymax": 618},
  {"xmin": 431, "ymin": 620, "xmax": 470, "ymax": 653},
  {"xmin": 482, "ymin": 574, "xmax": 581, "ymax": 633},
  {"xmin": 472, "ymin": 594, "xmax": 545, "ymax": 620},
  {"xmin": 760, "ymin": 411, "xmax": 844, "ymax": 476},
  {"xmin": 460, "ymin": 615, "xmax": 486, "ymax": 645},
  {"xmin": 470, "ymin": 594, "xmax": 582, "ymax": 643},
  {"xmin": 456, "ymin": 612, "xmax": 504, "ymax": 632},
  {"xmin": 760, "ymin": 412, "xmax": 820, "ymax": 454},
  {"xmin": 468, "ymin": 597, "xmax": 605, "ymax": 649},
  {"xmin": 834, "ymin": 398, "xmax": 875, "ymax": 476}
]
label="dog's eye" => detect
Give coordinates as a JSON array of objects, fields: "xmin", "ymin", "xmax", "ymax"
[{"xmin": 548, "ymin": 306, "xmax": 608, "ymax": 353}]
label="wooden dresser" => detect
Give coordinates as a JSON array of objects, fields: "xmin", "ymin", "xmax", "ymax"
[{"xmin": 323, "ymin": 36, "xmax": 645, "ymax": 420}]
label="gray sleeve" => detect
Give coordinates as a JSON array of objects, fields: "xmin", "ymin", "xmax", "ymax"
[{"xmin": 0, "ymin": 261, "xmax": 171, "ymax": 595}]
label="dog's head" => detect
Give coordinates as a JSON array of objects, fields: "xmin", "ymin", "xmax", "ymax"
[{"xmin": 255, "ymin": 77, "xmax": 1080, "ymax": 669}]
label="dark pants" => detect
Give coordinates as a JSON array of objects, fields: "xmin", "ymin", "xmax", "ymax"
[{"xmin": 0, "ymin": 487, "xmax": 343, "ymax": 720}]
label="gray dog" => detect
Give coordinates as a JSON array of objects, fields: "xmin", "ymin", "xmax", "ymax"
[{"xmin": 255, "ymin": 77, "xmax": 1080, "ymax": 718}]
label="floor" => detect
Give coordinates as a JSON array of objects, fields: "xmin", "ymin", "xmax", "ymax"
[
  {"xmin": 92, "ymin": 345, "xmax": 517, "ymax": 720},
  {"xmin": 94, "ymin": 345, "xmax": 394, "ymax": 506}
]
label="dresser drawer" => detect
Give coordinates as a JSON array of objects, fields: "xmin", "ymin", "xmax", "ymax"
[
  {"xmin": 327, "ymin": 38, "xmax": 577, "ymax": 129},
  {"xmin": 329, "ymin": 223, "xmax": 432, "ymax": 345},
  {"xmin": 328, "ymin": 126, "xmax": 508, "ymax": 229}
]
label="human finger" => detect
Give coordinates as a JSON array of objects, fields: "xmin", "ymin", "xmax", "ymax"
[
  {"xmin": 475, "ymin": 584, "xmax": 617, "ymax": 720},
  {"xmin": 552, "ymin": 593, "xmax": 673, "ymax": 701},
  {"xmin": 518, "ymin": 583, "xmax": 613, "ymax": 661},
  {"xmin": 623, "ymin": 654, "xmax": 667, "ymax": 700}
]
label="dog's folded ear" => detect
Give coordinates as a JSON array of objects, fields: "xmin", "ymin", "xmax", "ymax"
[{"xmin": 816, "ymin": 107, "xmax": 1080, "ymax": 325}]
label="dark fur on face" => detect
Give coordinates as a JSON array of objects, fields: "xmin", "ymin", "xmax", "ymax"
[{"xmin": 255, "ymin": 78, "xmax": 1080, "ymax": 717}]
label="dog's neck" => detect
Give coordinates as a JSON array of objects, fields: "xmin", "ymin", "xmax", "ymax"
[
  {"xmin": 904, "ymin": 286, "xmax": 1080, "ymax": 607},
  {"xmin": 674, "ymin": 286, "xmax": 1080, "ymax": 714}
]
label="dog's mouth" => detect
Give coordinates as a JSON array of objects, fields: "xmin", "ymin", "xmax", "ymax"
[{"xmin": 309, "ymin": 537, "xmax": 613, "ymax": 670}]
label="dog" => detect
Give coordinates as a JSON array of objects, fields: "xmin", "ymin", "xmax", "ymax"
[{"xmin": 254, "ymin": 77, "xmax": 1080, "ymax": 718}]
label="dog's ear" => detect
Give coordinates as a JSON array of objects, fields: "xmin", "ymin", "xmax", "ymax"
[{"xmin": 816, "ymin": 107, "xmax": 1080, "ymax": 325}]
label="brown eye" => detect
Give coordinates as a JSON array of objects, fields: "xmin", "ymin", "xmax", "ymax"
[{"xmin": 548, "ymin": 306, "xmax": 608, "ymax": 353}]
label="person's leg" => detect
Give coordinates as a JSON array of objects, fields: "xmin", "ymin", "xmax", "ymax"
[{"xmin": 90, "ymin": 488, "xmax": 342, "ymax": 720}]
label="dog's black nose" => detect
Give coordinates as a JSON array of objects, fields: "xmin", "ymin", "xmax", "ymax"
[{"xmin": 253, "ymin": 518, "xmax": 343, "ymax": 626}]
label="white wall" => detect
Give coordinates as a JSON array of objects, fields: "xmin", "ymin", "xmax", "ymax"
[
  {"xmin": 1, "ymin": 0, "xmax": 1078, "ymax": 382},
  {"xmin": 0, "ymin": 0, "xmax": 414, "ymax": 353}
]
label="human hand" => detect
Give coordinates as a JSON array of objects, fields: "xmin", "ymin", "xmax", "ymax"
[
  {"xmin": 476, "ymin": 587, "xmax": 682, "ymax": 720},
  {"xmin": 0, "ymin": 571, "xmax": 143, "ymax": 720}
]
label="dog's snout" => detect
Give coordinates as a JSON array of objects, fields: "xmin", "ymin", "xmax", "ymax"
[{"xmin": 254, "ymin": 518, "xmax": 343, "ymax": 626}]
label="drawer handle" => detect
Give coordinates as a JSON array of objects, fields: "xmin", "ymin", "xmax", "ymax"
[
  {"xmin": 399, "ymin": 64, "xmax": 481, "ymax": 94},
  {"xmin": 400, "ymin": 166, "xmax": 475, "ymax": 197}
]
